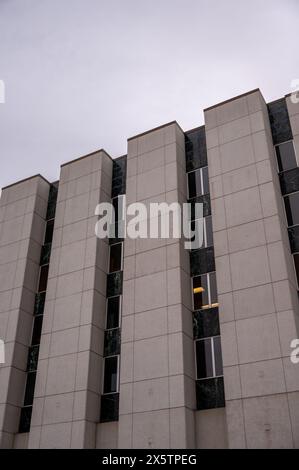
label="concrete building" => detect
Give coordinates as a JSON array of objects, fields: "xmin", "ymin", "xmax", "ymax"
[{"xmin": 0, "ymin": 88, "xmax": 299, "ymax": 448}]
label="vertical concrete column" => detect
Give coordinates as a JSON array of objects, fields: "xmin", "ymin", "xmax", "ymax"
[
  {"xmin": 118, "ymin": 122, "xmax": 196, "ymax": 449},
  {"xmin": 28, "ymin": 151, "xmax": 113, "ymax": 448},
  {"xmin": 204, "ymin": 89, "xmax": 299, "ymax": 448},
  {"xmin": 0, "ymin": 176, "xmax": 50, "ymax": 448}
]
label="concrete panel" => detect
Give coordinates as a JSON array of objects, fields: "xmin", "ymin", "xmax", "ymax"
[
  {"xmin": 243, "ymin": 394, "xmax": 293, "ymax": 448},
  {"xmin": 236, "ymin": 314, "xmax": 281, "ymax": 363},
  {"xmin": 196, "ymin": 408, "xmax": 228, "ymax": 449}
]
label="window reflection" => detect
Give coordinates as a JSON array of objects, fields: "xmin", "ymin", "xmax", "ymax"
[{"xmin": 276, "ymin": 141, "xmax": 297, "ymax": 172}]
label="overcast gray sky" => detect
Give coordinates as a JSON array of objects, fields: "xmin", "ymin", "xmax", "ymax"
[{"xmin": 0, "ymin": 0, "xmax": 298, "ymax": 187}]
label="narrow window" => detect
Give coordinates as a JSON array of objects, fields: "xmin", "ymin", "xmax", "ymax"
[
  {"xmin": 44, "ymin": 219, "xmax": 54, "ymax": 244},
  {"xmin": 106, "ymin": 296, "xmax": 120, "ymax": 329},
  {"xmin": 284, "ymin": 193, "xmax": 299, "ymax": 227},
  {"xmin": 38, "ymin": 265, "xmax": 49, "ymax": 292},
  {"xmin": 193, "ymin": 274, "xmax": 209, "ymax": 310},
  {"xmin": 276, "ymin": 141, "xmax": 297, "ymax": 172},
  {"xmin": 109, "ymin": 243, "xmax": 122, "ymax": 273},
  {"xmin": 188, "ymin": 167, "xmax": 209, "ymax": 199},
  {"xmin": 195, "ymin": 336, "xmax": 223, "ymax": 380},
  {"xmin": 103, "ymin": 356, "xmax": 118, "ymax": 394},
  {"xmin": 196, "ymin": 338, "xmax": 213, "ymax": 379},
  {"xmin": 192, "ymin": 272, "xmax": 218, "ymax": 310},
  {"xmin": 23, "ymin": 372, "xmax": 37, "ymax": 406},
  {"xmin": 188, "ymin": 169, "xmax": 201, "ymax": 199},
  {"xmin": 293, "ymin": 254, "xmax": 299, "ymax": 287},
  {"xmin": 31, "ymin": 315, "xmax": 43, "ymax": 346}
]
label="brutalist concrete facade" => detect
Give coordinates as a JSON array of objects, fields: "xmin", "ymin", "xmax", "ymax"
[{"xmin": 0, "ymin": 89, "xmax": 299, "ymax": 448}]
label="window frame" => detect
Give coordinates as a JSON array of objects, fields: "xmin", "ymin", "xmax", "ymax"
[
  {"xmin": 44, "ymin": 218, "xmax": 55, "ymax": 245},
  {"xmin": 194, "ymin": 335, "xmax": 223, "ymax": 381},
  {"xmin": 292, "ymin": 253, "xmax": 299, "ymax": 290},
  {"xmin": 192, "ymin": 271, "xmax": 218, "ymax": 311},
  {"xmin": 108, "ymin": 242, "xmax": 123, "ymax": 273},
  {"xmin": 189, "ymin": 216, "xmax": 213, "ymax": 250},
  {"xmin": 37, "ymin": 264, "xmax": 49, "ymax": 293},
  {"xmin": 283, "ymin": 191, "xmax": 299, "ymax": 228},
  {"xmin": 274, "ymin": 139, "xmax": 298, "ymax": 173},
  {"xmin": 102, "ymin": 354, "xmax": 120, "ymax": 395},
  {"xmin": 105, "ymin": 295, "xmax": 122, "ymax": 330},
  {"xmin": 187, "ymin": 166, "xmax": 209, "ymax": 199}
]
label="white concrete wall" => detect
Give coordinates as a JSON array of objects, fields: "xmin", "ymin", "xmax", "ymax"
[
  {"xmin": 0, "ymin": 176, "xmax": 49, "ymax": 448},
  {"xmin": 204, "ymin": 89, "xmax": 299, "ymax": 448},
  {"xmin": 118, "ymin": 122, "xmax": 196, "ymax": 449},
  {"xmin": 27, "ymin": 152, "xmax": 113, "ymax": 448}
]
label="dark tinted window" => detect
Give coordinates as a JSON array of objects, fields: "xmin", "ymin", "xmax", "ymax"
[
  {"xmin": 38, "ymin": 265, "xmax": 49, "ymax": 292},
  {"xmin": 24, "ymin": 372, "xmax": 37, "ymax": 406},
  {"xmin": 107, "ymin": 271, "xmax": 123, "ymax": 297},
  {"xmin": 104, "ymin": 328, "xmax": 121, "ymax": 357},
  {"xmin": 185, "ymin": 127, "xmax": 207, "ymax": 172},
  {"xmin": 294, "ymin": 254, "xmax": 299, "ymax": 286},
  {"xmin": 276, "ymin": 141, "xmax": 297, "ymax": 172},
  {"xmin": 31, "ymin": 315, "xmax": 43, "ymax": 345},
  {"xmin": 44, "ymin": 219, "xmax": 54, "ymax": 244},
  {"xmin": 188, "ymin": 170, "xmax": 202, "ymax": 199},
  {"xmin": 34, "ymin": 292, "xmax": 46, "ymax": 316},
  {"xmin": 196, "ymin": 338, "xmax": 213, "ymax": 379},
  {"xmin": 27, "ymin": 345, "xmax": 39, "ymax": 372},
  {"xmin": 40, "ymin": 243, "xmax": 51, "ymax": 266},
  {"xmin": 100, "ymin": 393, "xmax": 119, "ymax": 422},
  {"xmin": 189, "ymin": 194, "xmax": 211, "ymax": 218},
  {"xmin": 279, "ymin": 167, "xmax": 299, "ymax": 196},
  {"xmin": 284, "ymin": 193, "xmax": 299, "ymax": 226},
  {"xmin": 106, "ymin": 297, "xmax": 120, "ymax": 329},
  {"xmin": 46, "ymin": 184, "xmax": 58, "ymax": 220},
  {"xmin": 112, "ymin": 195, "xmax": 125, "ymax": 223},
  {"xmin": 193, "ymin": 308, "xmax": 220, "ymax": 339},
  {"xmin": 19, "ymin": 406, "xmax": 32, "ymax": 433},
  {"xmin": 188, "ymin": 167, "xmax": 209, "ymax": 199},
  {"xmin": 288, "ymin": 225, "xmax": 299, "ymax": 253},
  {"xmin": 196, "ymin": 377, "xmax": 225, "ymax": 410},
  {"xmin": 109, "ymin": 243, "xmax": 122, "ymax": 273},
  {"xmin": 103, "ymin": 356, "xmax": 118, "ymax": 394},
  {"xmin": 268, "ymin": 99, "xmax": 293, "ymax": 145},
  {"xmin": 190, "ymin": 247, "xmax": 215, "ymax": 277}
]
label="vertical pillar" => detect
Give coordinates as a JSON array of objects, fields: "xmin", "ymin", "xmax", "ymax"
[
  {"xmin": 0, "ymin": 176, "xmax": 49, "ymax": 448},
  {"xmin": 28, "ymin": 151, "xmax": 113, "ymax": 448},
  {"xmin": 204, "ymin": 90, "xmax": 299, "ymax": 448},
  {"xmin": 118, "ymin": 122, "xmax": 196, "ymax": 448}
]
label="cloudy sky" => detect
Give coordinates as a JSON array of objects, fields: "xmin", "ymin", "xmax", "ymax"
[{"xmin": 0, "ymin": 0, "xmax": 298, "ymax": 187}]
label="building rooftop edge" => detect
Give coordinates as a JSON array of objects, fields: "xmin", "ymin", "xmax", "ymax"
[
  {"xmin": 127, "ymin": 120, "xmax": 184, "ymax": 142},
  {"xmin": 2, "ymin": 173, "xmax": 51, "ymax": 191},
  {"xmin": 204, "ymin": 88, "xmax": 261, "ymax": 112},
  {"xmin": 60, "ymin": 148, "xmax": 112, "ymax": 167}
]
